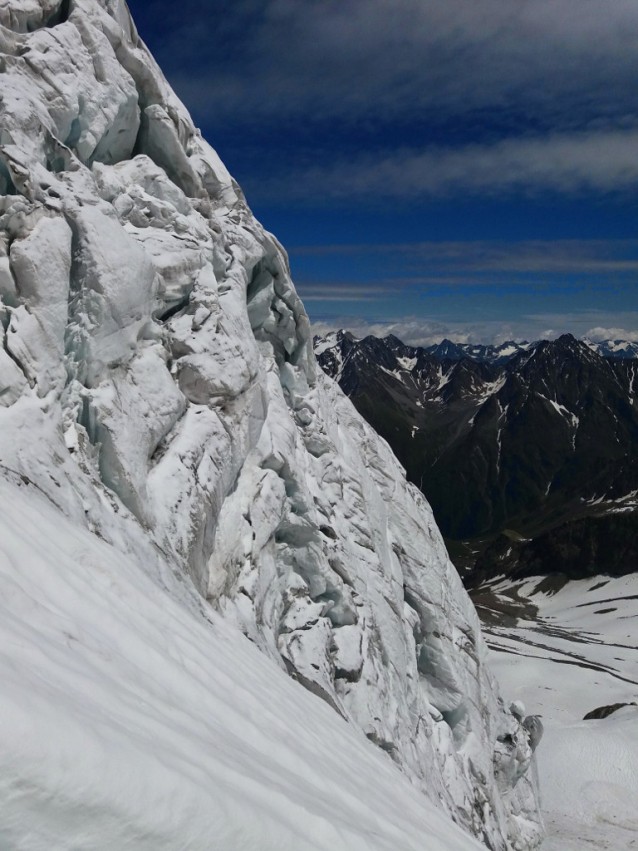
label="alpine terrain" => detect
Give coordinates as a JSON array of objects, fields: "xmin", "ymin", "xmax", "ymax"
[
  {"xmin": 317, "ymin": 329, "xmax": 638, "ymax": 849},
  {"xmin": 0, "ymin": 1, "xmax": 542, "ymax": 849},
  {"xmin": 316, "ymin": 330, "xmax": 638, "ymax": 574}
]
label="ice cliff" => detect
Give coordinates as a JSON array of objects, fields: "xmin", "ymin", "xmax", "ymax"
[{"xmin": 0, "ymin": 1, "xmax": 542, "ymax": 848}]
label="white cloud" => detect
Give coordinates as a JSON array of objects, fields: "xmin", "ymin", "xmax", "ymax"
[
  {"xmin": 296, "ymin": 284, "xmax": 393, "ymax": 301},
  {"xmin": 170, "ymin": 0, "xmax": 638, "ymax": 131},
  {"xmin": 584, "ymin": 327, "xmax": 638, "ymax": 343},
  {"xmin": 311, "ymin": 317, "xmax": 520, "ymax": 347},
  {"xmin": 259, "ymin": 130, "xmax": 638, "ymax": 202},
  {"xmin": 291, "ymin": 239, "xmax": 638, "ymax": 274},
  {"xmin": 310, "ymin": 312, "xmax": 638, "ymax": 347},
  {"xmin": 137, "ymin": 0, "xmax": 638, "ymax": 205}
]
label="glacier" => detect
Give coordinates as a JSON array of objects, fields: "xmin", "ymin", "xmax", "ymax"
[{"xmin": 0, "ymin": 1, "xmax": 542, "ymax": 848}]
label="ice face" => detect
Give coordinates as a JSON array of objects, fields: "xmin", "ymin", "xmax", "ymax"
[{"xmin": 0, "ymin": 2, "xmax": 542, "ymax": 849}]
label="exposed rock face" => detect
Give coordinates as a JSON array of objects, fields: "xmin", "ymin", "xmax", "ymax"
[
  {"xmin": 316, "ymin": 331, "xmax": 638, "ymax": 542},
  {"xmin": 471, "ymin": 512, "xmax": 638, "ymax": 588},
  {"xmin": 425, "ymin": 338, "xmax": 534, "ymax": 365},
  {"xmin": 0, "ymin": 2, "xmax": 541, "ymax": 848},
  {"xmin": 583, "ymin": 702, "xmax": 637, "ymax": 720}
]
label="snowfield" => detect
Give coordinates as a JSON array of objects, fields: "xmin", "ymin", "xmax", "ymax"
[
  {"xmin": 481, "ymin": 575, "xmax": 638, "ymax": 850},
  {"xmin": 540, "ymin": 707, "xmax": 638, "ymax": 851},
  {"xmin": 0, "ymin": 478, "xmax": 487, "ymax": 851}
]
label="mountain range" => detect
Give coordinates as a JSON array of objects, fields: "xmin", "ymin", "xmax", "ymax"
[
  {"xmin": 403, "ymin": 335, "xmax": 638, "ymax": 365},
  {"xmin": 423, "ymin": 336, "xmax": 638, "ymax": 363},
  {"xmin": 424, "ymin": 338, "xmax": 534, "ymax": 364},
  {"xmin": 315, "ymin": 330, "xmax": 638, "ymax": 578}
]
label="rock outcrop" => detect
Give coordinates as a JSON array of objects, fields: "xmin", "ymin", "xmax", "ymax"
[{"xmin": 0, "ymin": 2, "xmax": 542, "ymax": 848}]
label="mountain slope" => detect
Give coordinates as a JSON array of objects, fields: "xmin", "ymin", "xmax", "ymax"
[
  {"xmin": 585, "ymin": 339, "xmax": 638, "ymax": 359},
  {"xmin": 317, "ymin": 331, "xmax": 638, "ymax": 369},
  {"xmin": 427, "ymin": 337, "xmax": 638, "ymax": 365},
  {"xmin": 0, "ymin": 476, "xmax": 489, "ymax": 851},
  {"xmin": 0, "ymin": 2, "xmax": 541, "ymax": 848},
  {"xmin": 426, "ymin": 338, "xmax": 533, "ymax": 364},
  {"xmin": 316, "ymin": 331, "xmax": 638, "ymax": 542}
]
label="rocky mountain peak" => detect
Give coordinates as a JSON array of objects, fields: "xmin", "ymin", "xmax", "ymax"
[
  {"xmin": 383, "ymin": 332, "xmax": 406, "ymax": 348},
  {"xmin": 317, "ymin": 329, "xmax": 638, "ymax": 541}
]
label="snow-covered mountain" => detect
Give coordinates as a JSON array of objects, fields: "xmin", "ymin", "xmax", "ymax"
[
  {"xmin": 0, "ymin": 2, "xmax": 541, "ymax": 848},
  {"xmin": 315, "ymin": 330, "xmax": 638, "ymax": 556},
  {"xmin": 317, "ymin": 330, "xmax": 638, "ymax": 370},
  {"xmin": 315, "ymin": 332, "xmax": 638, "ymax": 848},
  {"xmin": 584, "ymin": 338, "xmax": 638, "ymax": 359},
  {"xmin": 427, "ymin": 337, "xmax": 638, "ymax": 364},
  {"xmin": 426, "ymin": 338, "xmax": 534, "ymax": 365}
]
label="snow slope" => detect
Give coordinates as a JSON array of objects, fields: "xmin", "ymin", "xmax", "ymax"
[
  {"xmin": 0, "ymin": 1, "xmax": 540, "ymax": 847},
  {"xmin": 0, "ymin": 478, "xmax": 490, "ymax": 851},
  {"xmin": 481, "ymin": 575, "xmax": 638, "ymax": 849}
]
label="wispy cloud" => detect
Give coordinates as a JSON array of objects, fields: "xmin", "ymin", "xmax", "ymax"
[
  {"xmin": 160, "ymin": 0, "xmax": 638, "ymax": 131},
  {"xmin": 291, "ymin": 239, "xmax": 638, "ymax": 276},
  {"xmin": 130, "ymin": 0, "xmax": 638, "ymax": 208},
  {"xmin": 254, "ymin": 130, "xmax": 638, "ymax": 203},
  {"xmin": 296, "ymin": 283, "xmax": 393, "ymax": 302}
]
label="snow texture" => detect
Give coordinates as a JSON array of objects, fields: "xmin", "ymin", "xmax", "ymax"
[
  {"xmin": 0, "ymin": 1, "xmax": 541, "ymax": 848},
  {"xmin": 0, "ymin": 477, "xmax": 489, "ymax": 851},
  {"xmin": 485, "ymin": 574, "xmax": 638, "ymax": 849}
]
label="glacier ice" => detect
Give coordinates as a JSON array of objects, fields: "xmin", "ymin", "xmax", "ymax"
[{"xmin": 0, "ymin": 1, "xmax": 542, "ymax": 848}]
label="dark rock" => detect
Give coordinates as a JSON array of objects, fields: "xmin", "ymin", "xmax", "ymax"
[
  {"xmin": 317, "ymin": 332, "xmax": 638, "ymax": 544},
  {"xmin": 522, "ymin": 715, "xmax": 544, "ymax": 751},
  {"xmin": 583, "ymin": 702, "xmax": 637, "ymax": 720},
  {"xmin": 471, "ymin": 513, "xmax": 638, "ymax": 587}
]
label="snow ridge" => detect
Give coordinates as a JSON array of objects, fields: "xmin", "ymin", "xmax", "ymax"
[{"xmin": 0, "ymin": 2, "xmax": 541, "ymax": 848}]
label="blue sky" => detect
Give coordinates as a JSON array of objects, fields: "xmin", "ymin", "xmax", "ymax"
[{"xmin": 127, "ymin": 0, "xmax": 638, "ymax": 345}]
